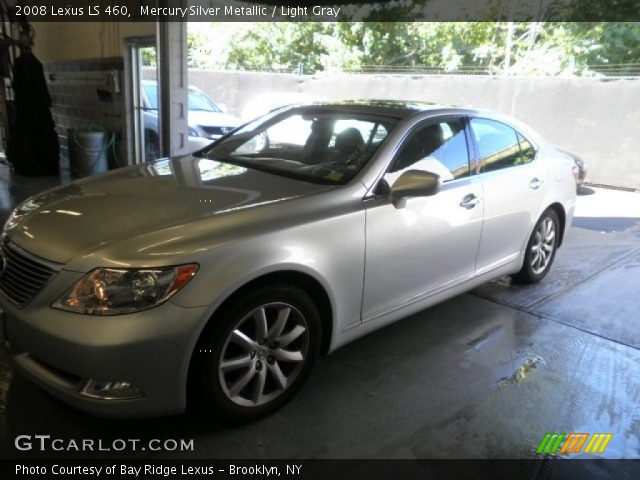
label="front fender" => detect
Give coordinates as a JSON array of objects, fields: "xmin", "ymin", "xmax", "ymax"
[{"xmin": 169, "ymin": 208, "xmax": 366, "ymax": 358}]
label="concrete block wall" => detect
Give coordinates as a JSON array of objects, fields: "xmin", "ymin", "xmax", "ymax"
[
  {"xmin": 32, "ymin": 21, "xmax": 156, "ymax": 171},
  {"xmin": 189, "ymin": 70, "xmax": 640, "ymax": 190},
  {"xmin": 44, "ymin": 58, "xmax": 126, "ymax": 170}
]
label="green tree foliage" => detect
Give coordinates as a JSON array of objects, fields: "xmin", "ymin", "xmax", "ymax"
[
  {"xmin": 188, "ymin": 22, "xmax": 640, "ymax": 77},
  {"xmin": 227, "ymin": 23, "xmax": 329, "ymax": 72}
]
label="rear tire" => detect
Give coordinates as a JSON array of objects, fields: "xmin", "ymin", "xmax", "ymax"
[
  {"xmin": 512, "ymin": 209, "xmax": 560, "ymax": 284},
  {"xmin": 194, "ymin": 284, "xmax": 321, "ymax": 423}
]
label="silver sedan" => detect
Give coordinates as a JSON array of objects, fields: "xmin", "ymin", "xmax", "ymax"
[{"xmin": 0, "ymin": 101, "xmax": 576, "ymax": 421}]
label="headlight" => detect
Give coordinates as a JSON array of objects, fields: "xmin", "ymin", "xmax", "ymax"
[
  {"xmin": 52, "ymin": 264, "xmax": 198, "ymax": 315},
  {"xmin": 2, "ymin": 209, "xmax": 20, "ymax": 236},
  {"xmin": 188, "ymin": 126, "xmax": 199, "ymax": 137},
  {"xmin": 2, "ymin": 198, "xmax": 41, "ymax": 235}
]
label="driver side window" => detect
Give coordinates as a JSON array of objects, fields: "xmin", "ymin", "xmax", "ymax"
[{"xmin": 381, "ymin": 117, "xmax": 471, "ymax": 190}]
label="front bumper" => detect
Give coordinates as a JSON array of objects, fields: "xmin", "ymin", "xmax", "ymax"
[{"xmin": 0, "ymin": 276, "xmax": 208, "ymax": 418}]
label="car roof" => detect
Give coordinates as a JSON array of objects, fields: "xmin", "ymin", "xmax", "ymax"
[
  {"xmin": 283, "ymin": 99, "xmax": 477, "ymax": 119},
  {"xmin": 142, "ymin": 79, "xmax": 203, "ymax": 94}
]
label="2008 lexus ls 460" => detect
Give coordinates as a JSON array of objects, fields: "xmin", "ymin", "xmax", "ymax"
[{"xmin": 0, "ymin": 101, "xmax": 577, "ymax": 421}]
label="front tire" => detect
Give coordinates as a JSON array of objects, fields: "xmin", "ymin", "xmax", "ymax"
[
  {"xmin": 512, "ymin": 209, "xmax": 560, "ymax": 284},
  {"xmin": 144, "ymin": 130, "xmax": 160, "ymax": 162},
  {"xmin": 195, "ymin": 284, "xmax": 321, "ymax": 423}
]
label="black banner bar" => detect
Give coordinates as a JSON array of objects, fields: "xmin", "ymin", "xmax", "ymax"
[
  {"xmin": 3, "ymin": 459, "xmax": 640, "ymax": 480},
  {"xmin": 9, "ymin": 0, "xmax": 640, "ymax": 22}
]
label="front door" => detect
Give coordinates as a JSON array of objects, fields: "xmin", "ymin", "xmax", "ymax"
[{"xmin": 362, "ymin": 116, "xmax": 484, "ymax": 321}]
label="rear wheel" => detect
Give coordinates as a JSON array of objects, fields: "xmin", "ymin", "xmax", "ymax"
[
  {"xmin": 196, "ymin": 284, "xmax": 320, "ymax": 422},
  {"xmin": 512, "ymin": 209, "xmax": 560, "ymax": 284}
]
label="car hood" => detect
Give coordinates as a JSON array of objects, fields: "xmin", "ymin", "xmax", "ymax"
[
  {"xmin": 6, "ymin": 156, "xmax": 330, "ymax": 265},
  {"xmin": 188, "ymin": 110, "xmax": 240, "ymax": 128}
]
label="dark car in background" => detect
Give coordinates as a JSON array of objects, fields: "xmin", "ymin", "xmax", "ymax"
[
  {"xmin": 558, "ymin": 148, "xmax": 588, "ymax": 186},
  {"xmin": 142, "ymin": 80, "xmax": 241, "ymax": 160}
]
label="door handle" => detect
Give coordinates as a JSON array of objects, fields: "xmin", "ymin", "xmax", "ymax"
[
  {"xmin": 529, "ymin": 177, "xmax": 544, "ymax": 190},
  {"xmin": 460, "ymin": 194, "xmax": 480, "ymax": 209}
]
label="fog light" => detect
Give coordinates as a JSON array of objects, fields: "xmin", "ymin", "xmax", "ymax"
[{"xmin": 79, "ymin": 379, "xmax": 143, "ymax": 400}]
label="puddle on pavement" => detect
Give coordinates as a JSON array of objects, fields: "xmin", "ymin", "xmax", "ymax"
[{"xmin": 496, "ymin": 356, "xmax": 546, "ymax": 388}]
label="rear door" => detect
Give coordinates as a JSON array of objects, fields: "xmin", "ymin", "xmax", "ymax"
[{"xmin": 469, "ymin": 117, "xmax": 546, "ymax": 272}]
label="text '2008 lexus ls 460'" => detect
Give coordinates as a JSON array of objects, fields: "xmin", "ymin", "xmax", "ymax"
[{"xmin": 0, "ymin": 101, "xmax": 576, "ymax": 422}]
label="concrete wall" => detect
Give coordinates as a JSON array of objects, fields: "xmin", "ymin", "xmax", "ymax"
[{"xmin": 189, "ymin": 70, "xmax": 640, "ymax": 189}]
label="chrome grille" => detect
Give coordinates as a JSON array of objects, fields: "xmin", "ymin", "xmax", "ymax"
[{"xmin": 0, "ymin": 241, "xmax": 56, "ymax": 306}]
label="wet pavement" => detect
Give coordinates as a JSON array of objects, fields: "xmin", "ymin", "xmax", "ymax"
[{"xmin": 0, "ymin": 165, "xmax": 638, "ymax": 459}]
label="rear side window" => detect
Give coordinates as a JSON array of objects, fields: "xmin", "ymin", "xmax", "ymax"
[
  {"xmin": 470, "ymin": 118, "xmax": 534, "ymax": 173},
  {"xmin": 517, "ymin": 132, "xmax": 536, "ymax": 164}
]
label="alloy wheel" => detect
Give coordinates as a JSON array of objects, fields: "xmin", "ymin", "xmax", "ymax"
[
  {"xmin": 218, "ymin": 302, "xmax": 309, "ymax": 407},
  {"xmin": 530, "ymin": 217, "xmax": 556, "ymax": 275},
  {"xmin": 145, "ymin": 137, "xmax": 159, "ymax": 161}
]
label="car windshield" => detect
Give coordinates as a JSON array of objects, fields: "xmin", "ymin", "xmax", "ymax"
[
  {"xmin": 188, "ymin": 89, "xmax": 221, "ymax": 112},
  {"xmin": 143, "ymin": 83, "xmax": 158, "ymax": 110},
  {"xmin": 199, "ymin": 109, "xmax": 397, "ymax": 185}
]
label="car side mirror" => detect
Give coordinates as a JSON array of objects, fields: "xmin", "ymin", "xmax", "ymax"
[{"xmin": 389, "ymin": 170, "xmax": 442, "ymax": 208}]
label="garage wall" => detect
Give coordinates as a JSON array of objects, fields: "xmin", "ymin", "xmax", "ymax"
[
  {"xmin": 29, "ymin": 22, "xmax": 155, "ymax": 168},
  {"xmin": 42, "ymin": 58, "xmax": 125, "ymax": 169},
  {"xmin": 189, "ymin": 70, "xmax": 640, "ymax": 190},
  {"xmin": 32, "ymin": 22, "xmax": 156, "ymax": 63}
]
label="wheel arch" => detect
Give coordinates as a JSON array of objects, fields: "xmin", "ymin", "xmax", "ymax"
[
  {"xmin": 207, "ymin": 269, "xmax": 335, "ymax": 356},
  {"xmin": 547, "ymin": 202, "xmax": 567, "ymax": 247},
  {"xmin": 185, "ymin": 268, "xmax": 336, "ymax": 403}
]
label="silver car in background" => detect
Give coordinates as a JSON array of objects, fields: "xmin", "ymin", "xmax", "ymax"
[
  {"xmin": 141, "ymin": 80, "xmax": 240, "ymax": 160},
  {"xmin": 557, "ymin": 147, "xmax": 588, "ymax": 186},
  {"xmin": 0, "ymin": 101, "xmax": 576, "ymax": 421}
]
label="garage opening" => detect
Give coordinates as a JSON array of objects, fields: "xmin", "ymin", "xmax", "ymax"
[{"xmin": 127, "ymin": 37, "xmax": 161, "ymax": 164}]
